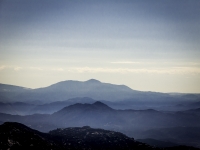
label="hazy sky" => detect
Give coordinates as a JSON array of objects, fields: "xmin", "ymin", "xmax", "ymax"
[{"xmin": 0, "ymin": 0, "xmax": 200, "ymax": 93}]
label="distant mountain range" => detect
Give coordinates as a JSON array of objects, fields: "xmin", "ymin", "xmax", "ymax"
[
  {"xmin": 0, "ymin": 97, "xmax": 96, "ymax": 115},
  {"xmin": 0, "ymin": 79, "xmax": 138, "ymax": 103},
  {"xmin": 1, "ymin": 79, "xmax": 200, "ymax": 112},
  {"xmin": 1, "ymin": 101, "xmax": 200, "ymax": 148},
  {"xmin": 1, "ymin": 79, "xmax": 200, "ymax": 148}
]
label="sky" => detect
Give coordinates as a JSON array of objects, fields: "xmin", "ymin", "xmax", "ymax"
[{"xmin": 0, "ymin": 0, "xmax": 200, "ymax": 93}]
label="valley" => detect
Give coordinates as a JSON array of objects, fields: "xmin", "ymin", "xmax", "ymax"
[{"xmin": 0, "ymin": 80, "xmax": 200, "ymax": 148}]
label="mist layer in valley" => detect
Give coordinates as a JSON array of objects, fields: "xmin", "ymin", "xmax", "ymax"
[{"xmin": 0, "ymin": 79, "xmax": 200, "ymax": 148}]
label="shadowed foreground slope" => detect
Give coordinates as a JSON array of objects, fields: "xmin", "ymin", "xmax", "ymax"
[
  {"xmin": 0, "ymin": 122, "xmax": 199, "ymax": 150},
  {"xmin": 0, "ymin": 122, "xmax": 155, "ymax": 150}
]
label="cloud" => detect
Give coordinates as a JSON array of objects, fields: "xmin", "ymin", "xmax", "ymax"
[
  {"xmin": 66, "ymin": 67, "xmax": 200, "ymax": 75},
  {"xmin": 29, "ymin": 67, "xmax": 43, "ymax": 71},
  {"xmin": 111, "ymin": 61, "xmax": 141, "ymax": 64},
  {"xmin": 14, "ymin": 67, "xmax": 22, "ymax": 71},
  {"xmin": 1, "ymin": 65, "xmax": 200, "ymax": 75},
  {"xmin": 0, "ymin": 66, "xmax": 6, "ymax": 71},
  {"xmin": 51, "ymin": 68, "xmax": 64, "ymax": 71},
  {"xmin": 111, "ymin": 61, "xmax": 200, "ymax": 66}
]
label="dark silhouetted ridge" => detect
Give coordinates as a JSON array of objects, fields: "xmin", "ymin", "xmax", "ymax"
[
  {"xmin": 93, "ymin": 101, "xmax": 108, "ymax": 106},
  {"xmin": 0, "ymin": 122, "xmax": 61, "ymax": 149},
  {"xmin": 93, "ymin": 101, "xmax": 113, "ymax": 110},
  {"xmin": 0, "ymin": 122, "xmax": 158, "ymax": 150},
  {"xmin": 53, "ymin": 101, "xmax": 113, "ymax": 116},
  {"xmin": 1, "ymin": 122, "xmax": 200, "ymax": 149}
]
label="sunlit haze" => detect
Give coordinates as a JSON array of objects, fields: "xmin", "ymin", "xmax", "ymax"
[{"xmin": 0, "ymin": 0, "xmax": 200, "ymax": 93}]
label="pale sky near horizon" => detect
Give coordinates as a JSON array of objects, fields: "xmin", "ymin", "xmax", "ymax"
[{"xmin": 0, "ymin": 0, "xmax": 200, "ymax": 93}]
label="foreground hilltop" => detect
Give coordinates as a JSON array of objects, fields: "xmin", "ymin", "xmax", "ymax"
[
  {"xmin": 0, "ymin": 122, "xmax": 155, "ymax": 150},
  {"xmin": 0, "ymin": 122, "xmax": 199, "ymax": 150}
]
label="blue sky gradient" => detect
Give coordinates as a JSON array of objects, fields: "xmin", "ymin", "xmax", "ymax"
[{"xmin": 0, "ymin": 0, "xmax": 200, "ymax": 92}]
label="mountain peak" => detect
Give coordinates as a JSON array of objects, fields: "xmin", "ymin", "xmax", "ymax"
[
  {"xmin": 85, "ymin": 79, "xmax": 101, "ymax": 83},
  {"xmin": 93, "ymin": 101, "xmax": 107, "ymax": 106},
  {"xmin": 92, "ymin": 101, "xmax": 113, "ymax": 110}
]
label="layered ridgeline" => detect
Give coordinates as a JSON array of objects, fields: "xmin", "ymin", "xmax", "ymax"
[
  {"xmin": 0, "ymin": 79, "xmax": 136, "ymax": 103},
  {"xmin": 0, "ymin": 122, "xmax": 199, "ymax": 150},
  {"xmin": 0, "ymin": 79, "xmax": 200, "ymax": 148},
  {"xmin": 0, "ymin": 102, "xmax": 200, "ymax": 148},
  {"xmin": 1, "ymin": 96, "xmax": 200, "ymax": 115},
  {"xmin": 0, "ymin": 79, "xmax": 200, "ymax": 112}
]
